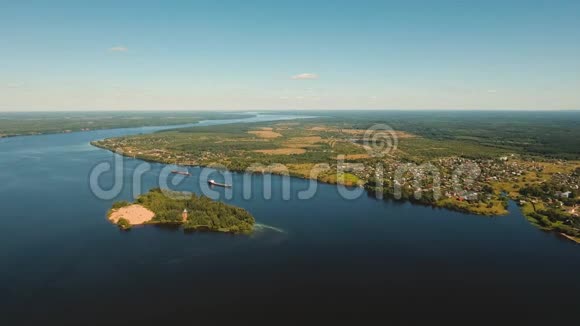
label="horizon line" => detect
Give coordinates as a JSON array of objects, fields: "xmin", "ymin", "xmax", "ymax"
[{"xmin": 1, "ymin": 108, "xmax": 580, "ymax": 113}]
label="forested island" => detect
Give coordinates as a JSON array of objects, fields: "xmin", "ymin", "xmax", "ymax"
[{"xmin": 108, "ymin": 188, "xmax": 255, "ymax": 234}]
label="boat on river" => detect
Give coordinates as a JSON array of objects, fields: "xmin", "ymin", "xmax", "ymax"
[
  {"xmin": 208, "ymin": 179, "xmax": 232, "ymax": 188},
  {"xmin": 171, "ymin": 170, "xmax": 191, "ymax": 176}
]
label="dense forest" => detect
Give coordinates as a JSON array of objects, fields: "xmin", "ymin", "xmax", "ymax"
[
  {"xmin": 134, "ymin": 188, "xmax": 255, "ymax": 234},
  {"xmin": 297, "ymin": 110, "xmax": 580, "ymax": 159}
]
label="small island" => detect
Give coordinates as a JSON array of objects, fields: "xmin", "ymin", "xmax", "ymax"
[{"xmin": 107, "ymin": 188, "xmax": 255, "ymax": 234}]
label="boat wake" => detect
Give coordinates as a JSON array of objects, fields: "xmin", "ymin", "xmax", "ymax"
[
  {"xmin": 253, "ymin": 223, "xmax": 286, "ymax": 234},
  {"xmin": 250, "ymin": 223, "xmax": 288, "ymax": 245}
]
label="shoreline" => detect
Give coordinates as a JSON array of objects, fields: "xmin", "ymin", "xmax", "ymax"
[
  {"xmin": 92, "ymin": 141, "xmax": 509, "ymax": 218},
  {"xmin": 560, "ymin": 233, "xmax": 580, "ymax": 244}
]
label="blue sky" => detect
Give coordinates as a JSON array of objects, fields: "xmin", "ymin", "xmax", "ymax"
[{"xmin": 1, "ymin": 0, "xmax": 579, "ymax": 110}]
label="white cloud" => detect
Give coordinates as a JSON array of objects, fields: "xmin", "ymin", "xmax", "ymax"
[
  {"xmin": 487, "ymin": 89, "xmax": 498, "ymax": 93},
  {"xmin": 109, "ymin": 46, "xmax": 128, "ymax": 52},
  {"xmin": 291, "ymin": 73, "xmax": 319, "ymax": 80}
]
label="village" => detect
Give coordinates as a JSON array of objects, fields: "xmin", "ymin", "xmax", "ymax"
[{"xmin": 338, "ymin": 153, "xmax": 578, "ymax": 220}]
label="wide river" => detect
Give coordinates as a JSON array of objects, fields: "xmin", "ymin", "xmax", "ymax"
[{"xmin": 1, "ymin": 114, "xmax": 579, "ymax": 323}]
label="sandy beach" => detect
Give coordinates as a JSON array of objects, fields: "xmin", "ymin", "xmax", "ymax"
[{"xmin": 109, "ymin": 204, "xmax": 155, "ymax": 225}]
